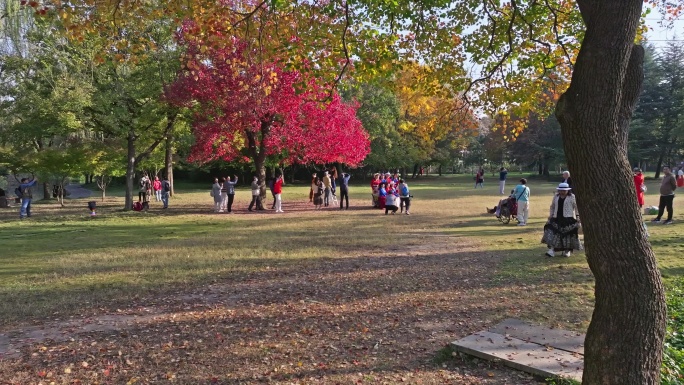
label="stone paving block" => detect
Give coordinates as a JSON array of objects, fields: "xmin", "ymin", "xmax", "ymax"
[
  {"xmin": 488, "ymin": 318, "xmax": 585, "ymax": 355},
  {"xmin": 451, "ymin": 331, "xmax": 583, "ymax": 381}
]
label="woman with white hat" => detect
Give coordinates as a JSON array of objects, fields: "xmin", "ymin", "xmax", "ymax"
[{"xmin": 541, "ymin": 182, "xmax": 581, "ymax": 258}]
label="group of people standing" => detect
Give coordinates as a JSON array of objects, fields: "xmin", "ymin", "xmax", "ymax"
[
  {"xmin": 309, "ymin": 168, "xmax": 351, "ymax": 210},
  {"xmin": 138, "ymin": 174, "xmax": 171, "ymax": 209},
  {"xmin": 211, "ymin": 174, "xmax": 285, "ymax": 213},
  {"xmin": 211, "ymin": 175, "xmax": 240, "ymax": 213},
  {"xmin": 370, "ymin": 172, "xmax": 411, "ymax": 215}
]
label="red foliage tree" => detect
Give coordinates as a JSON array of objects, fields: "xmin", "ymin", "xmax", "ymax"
[{"xmin": 167, "ymin": 34, "xmax": 370, "ymax": 205}]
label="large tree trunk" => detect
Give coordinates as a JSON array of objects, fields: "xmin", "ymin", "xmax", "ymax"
[
  {"xmin": 124, "ymin": 131, "xmax": 136, "ymax": 211},
  {"xmin": 556, "ymin": 1, "xmax": 666, "ymax": 383},
  {"xmin": 165, "ymin": 133, "xmax": 175, "ymax": 197}
]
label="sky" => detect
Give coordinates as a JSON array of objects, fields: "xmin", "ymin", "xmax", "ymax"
[{"xmin": 645, "ymin": 17, "xmax": 684, "ymax": 46}]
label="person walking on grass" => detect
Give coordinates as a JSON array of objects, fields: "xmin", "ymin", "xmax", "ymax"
[
  {"xmin": 224, "ymin": 175, "xmax": 238, "ymax": 213},
  {"xmin": 513, "ymin": 178, "xmax": 530, "ymax": 226},
  {"xmin": 153, "ymin": 176, "xmax": 162, "ymax": 202},
  {"xmin": 212, "ymin": 178, "xmax": 223, "ymax": 212},
  {"xmin": 273, "ymin": 174, "xmax": 284, "ymax": 213},
  {"xmin": 248, "ymin": 176, "xmax": 261, "ymax": 212},
  {"xmin": 652, "ymin": 166, "xmax": 677, "ymax": 225},
  {"xmin": 339, "ymin": 172, "xmax": 351, "ymax": 210},
  {"xmin": 475, "ymin": 167, "xmax": 484, "ymax": 188},
  {"xmin": 161, "ymin": 176, "xmax": 171, "ymax": 209},
  {"xmin": 220, "ymin": 177, "xmax": 228, "ymax": 211},
  {"xmin": 398, "ymin": 179, "xmax": 411, "ymax": 215},
  {"xmin": 542, "ymin": 183, "xmax": 581, "ymax": 258},
  {"xmin": 17, "ymin": 177, "xmax": 38, "ymax": 219},
  {"xmin": 498, "ymin": 167, "xmax": 508, "ymax": 194}
]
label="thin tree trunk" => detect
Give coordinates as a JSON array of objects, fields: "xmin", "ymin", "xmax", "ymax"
[
  {"xmin": 654, "ymin": 148, "xmax": 665, "ymax": 178},
  {"xmin": 246, "ymin": 119, "xmax": 272, "ymax": 211},
  {"xmin": 42, "ymin": 182, "xmax": 50, "ymax": 201},
  {"xmin": 58, "ymin": 178, "xmax": 65, "ymax": 208},
  {"xmin": 556, "ymin": 1, "xmax": 666, "ymax": 382},
  {"xmin": 125, "ymin": 131, "xmax": 136, "ymax": 211},
  {"xmin": 165, "ymin": 133, "xmax": 175, "ymax": 197}
]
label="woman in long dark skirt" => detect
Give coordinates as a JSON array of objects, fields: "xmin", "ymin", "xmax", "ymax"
[{"xmin": 542, "ymin": 183, "xmax": 581, "ymax": 258}]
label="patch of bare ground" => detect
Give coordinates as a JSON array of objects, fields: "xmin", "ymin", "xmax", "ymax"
[{"xmin": 0, "ymin": 236, "xmax": 543, "ymax": 384}]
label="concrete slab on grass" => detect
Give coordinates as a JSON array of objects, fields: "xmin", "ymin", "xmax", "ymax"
[
  {"xmin": 451, "ymin": 321, "xmax": 584, "ymax": 382},
  {"xmin": 488, "ymin": 318, "xmax": 585, "ymax": 355}
]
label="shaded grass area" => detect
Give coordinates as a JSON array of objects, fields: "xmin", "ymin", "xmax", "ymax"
[
  {"xmin": 0, "ymin": 175, "xmax": 682, "ymax": 384},
  {"xmin": 0, "ymin": 174, "xmax": 681, "ymax": 328}
]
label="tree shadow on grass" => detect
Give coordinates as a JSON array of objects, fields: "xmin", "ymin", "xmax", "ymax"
[{"xmin": 0, "ymin": 245, "xmax": 549, "ymax": 384}]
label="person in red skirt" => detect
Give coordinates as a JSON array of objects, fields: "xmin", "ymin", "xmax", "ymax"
[{"xmin": 634, "ymin": 167, "xmax": 645, "ymax": 208}]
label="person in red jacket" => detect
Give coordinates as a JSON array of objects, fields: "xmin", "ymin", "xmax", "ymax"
[
  {"xmin": 634, "ymin": 167, "xmax": 645, "ymax": 208},
  {"xmin": 273, "ymin": 174, "xmax": 284, "ymax": 213},
  {"xmin": 152, "ymin": 176, "xmax": 162, "ymax": 202}
]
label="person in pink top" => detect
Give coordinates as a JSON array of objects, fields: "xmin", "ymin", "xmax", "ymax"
[
  {"xmin": 633, "ymin": 167, "xmax": 645, "ymax": 208},
  {"xmin": 273, "ymin": 174, "xmax": 284, "ymax": 213},
  {"xmin": 152, "ymin": 176, "xmax": 162, "ymax": 202}
]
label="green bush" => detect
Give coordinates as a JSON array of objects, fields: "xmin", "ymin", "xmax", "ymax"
[{"xmin": 663, "ymin": 279, "xmax": 684, "ymax": 384}]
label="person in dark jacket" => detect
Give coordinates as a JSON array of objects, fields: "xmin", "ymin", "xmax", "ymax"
[
  {"xmin": 339, "ymin": 172, "xmax": 351, "ymax": 209},
  {"xmin": 652, "ymin": 166, "xmax": 677, "ymax": 224}
]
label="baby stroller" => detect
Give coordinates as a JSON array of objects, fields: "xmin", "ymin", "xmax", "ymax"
[{"xmin": 498, "ymin": 198, "xmax": 519, "ymax": 224}]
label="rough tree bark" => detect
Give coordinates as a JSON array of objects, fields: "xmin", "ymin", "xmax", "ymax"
[
  {"xmin": 246, "ymin": 117, "xmax": 273, "ymax": 211},
  {"xmin": 555, "ymin": 1, "xmax": 666, "ymax": 383},
  {"xmin": 124, "ymin": 130, "xmax": 137, "ymax": 211},
  {"xmin": 165, "ymin": 133, "xmax": 175, "ymax": 197}
]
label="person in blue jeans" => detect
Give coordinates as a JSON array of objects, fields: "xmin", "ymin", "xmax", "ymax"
[
  {"xmin": 18, "ymin": 177, "xmax": 38, "ymax": 219},
  {"xmin": 161, "ymin": 176, "xmax": 171, "ymax": 209}
]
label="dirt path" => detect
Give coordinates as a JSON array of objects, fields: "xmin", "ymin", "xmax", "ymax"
[{"xmin": 0, "ymin": 237, "xmax": 543, "ymax": 384}]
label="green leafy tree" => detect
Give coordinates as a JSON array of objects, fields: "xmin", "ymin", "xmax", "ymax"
[{"xmin": 0, "ymin": 18, "xmax": 94, "ymax": 199}]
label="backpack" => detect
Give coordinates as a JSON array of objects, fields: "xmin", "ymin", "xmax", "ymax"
[
  {"xmin": 133, "ymin": 202, "xmax": 143, "ymax": 211},
  {"xmin": 162, "ymin": 181, "xmax": 170, "ymax": 192},
  {"xmin": 14, "ymin": 186, "xmax": 22, "ymax": 198},
  {"xmin": 400, "ymin": 185, "xmax": 409, "ymax": 196}
]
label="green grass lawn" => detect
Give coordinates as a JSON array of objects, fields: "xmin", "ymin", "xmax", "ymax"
[
  {"xmin": 0, "ymin": 174, "xmax": 680, "ymax": 327},
  {"xmin": 0, "ymin": 174, "xmax": 682, "ymax": 384}
]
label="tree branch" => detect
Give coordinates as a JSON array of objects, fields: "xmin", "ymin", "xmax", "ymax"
[
  {"xmin": 331, "ymin": 0, "xmax": 351, "ymax": 95},
  {"xmin": 134, "ymin": 112, "xmax": 177, "ymax": 166}
]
